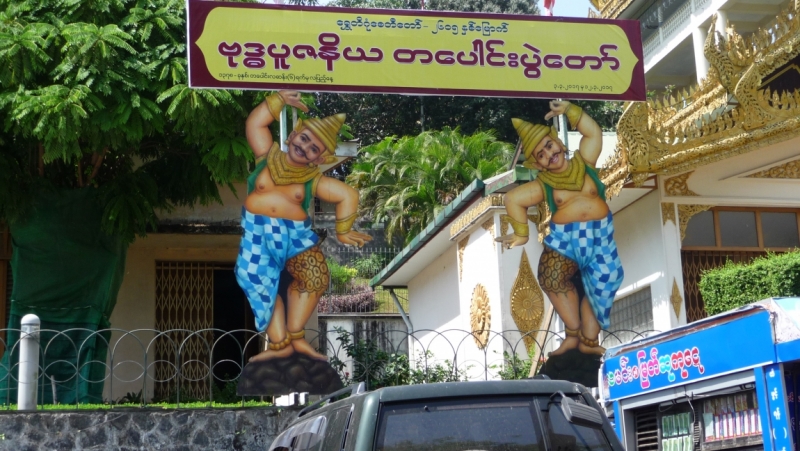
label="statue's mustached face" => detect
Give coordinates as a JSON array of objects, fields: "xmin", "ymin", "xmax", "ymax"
[
  {"xmin": 287, "ymin": 129, "xmax": 327, "ymax": 166},
  {"xmin": 534, "ymin": 136, "xmax": 566, "ymax": 172}
]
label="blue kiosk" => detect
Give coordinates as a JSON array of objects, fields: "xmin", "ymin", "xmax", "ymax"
[{"xmin": 601, "ymin": 298, "xmax": 800, "ymax": 451}]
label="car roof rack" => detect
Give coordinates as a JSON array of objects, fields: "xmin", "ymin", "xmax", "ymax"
[{"xmin": 298, "ymin": 382, "xmax": 366, "ymax": 417}]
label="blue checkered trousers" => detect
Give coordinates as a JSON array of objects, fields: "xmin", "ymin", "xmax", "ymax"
[
  {"xmin": 235, "ymin": 208, "xmax": 319, "ymax": 332},
  {"xmin": 543, "ymin": 212, "xmax": 624, "ymax": 329}
]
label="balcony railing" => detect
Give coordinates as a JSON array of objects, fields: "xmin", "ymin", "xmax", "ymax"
[{"xmin": 640, "ymin": 0, "xmax": 712, "ymax": 64}]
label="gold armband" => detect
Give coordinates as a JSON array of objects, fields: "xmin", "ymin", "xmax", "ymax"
[
  {"xmin": 564, "ymin": 103, "xmax": 583, "ymax": 130},
  {"xmin": 502, "ymin": 215, "xmax": 529, "ymax": 237},
  {"xmin": 335, "ymin": 213, "xmax": 358, "ymax": 235},
  {"xmin": 265, "ymin": 92, "xmax": 285, "ymax": 122}
]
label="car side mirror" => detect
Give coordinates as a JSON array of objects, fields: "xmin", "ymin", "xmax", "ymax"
[{"xmin": 560, "ymin": 395, "xmax": 604, "ymax": 429}]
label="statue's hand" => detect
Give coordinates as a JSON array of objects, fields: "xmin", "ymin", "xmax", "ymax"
[
  {"xmin": 495, "ymin": 233, "xmax": 529, "ymax": 250},
  {"xmin": 278, "ymin": 90, "xmax": 309, "ymax": 113},
  {"xmin": 544, "ymin": 100, "xmax": 571, "ymax": 121},
  {"xmin": 336, "ymin": 230, "xmax": 373, "ymax": 248}
]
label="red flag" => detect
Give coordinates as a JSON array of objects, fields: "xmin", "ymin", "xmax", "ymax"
[{"xmin": 543, "ymin": 0, "xmax": 555, "ymax": 16}]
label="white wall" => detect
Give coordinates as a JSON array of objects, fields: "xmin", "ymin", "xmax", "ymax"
[
  {"xmin": 612, "ymin": 190, "xmax": 678, "ymax": 332},
  {"xmin": 458, "ymin": 219, "xmax": 504, "ymax": 379},
  {"xmin": 407, "ymin": 244, "xmax": 463, "ymax": 374}
]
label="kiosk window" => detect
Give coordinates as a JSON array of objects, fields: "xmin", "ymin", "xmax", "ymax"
[
  {"xmin": 660, "ymin": 412, "xmax": 692, "ymax": 451},
  {"xmin": 701, "ymin": 391, "xmax": 761, "ymax": 444}
]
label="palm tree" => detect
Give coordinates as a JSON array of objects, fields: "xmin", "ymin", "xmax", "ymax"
[{"xmin": 348, "ymin": 127, "xmax": 514, "ymax": 245}]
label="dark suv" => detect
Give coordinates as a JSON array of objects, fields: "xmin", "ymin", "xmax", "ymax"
[{"xmin": 269, "ymin": 379, "xmax": 624, "ymax": 451}]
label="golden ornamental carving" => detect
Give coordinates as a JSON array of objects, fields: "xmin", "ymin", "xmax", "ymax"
[
  {"xmin": 671, "ymin": 278, "xmax": 683, "ymax": 318},
  {"xmin": 591, "ymin": 0, "xmax": 636, "ymax": 19},
  {"xmin": 664, "ymin": 172, "xmax": 699, "ymax": 196},
  {"xmin": 449, "ymin": 194, "xmax": 504, "ymax": 239},
  {"xmin": 470, "ymin": 284, "xmax": 491, "ymax": 349},
  {"xmin": 534, "ymin": 203, "xmax": 550, "ymax": 243},
  {"xmin": 746, "ymin": 159, "xmax": 800, "ymax": 179},
  {"xmin": 510, "ymin": 249, "xmax": 545, "ymax": 354},
  {"xmin": 601, "ymin": 3, "xmax": 800, "ymax": 190},
  {"xmin": 458, "ymin": 237, "xmax": 468, "ymax": 281},
  {"xmin": 481, "ymin": 219, "xmax": 495, "ymax": 240},
  {"xmin": 661, "ymin": 203, "xmax": 676, "ymax": 226},
  {"xmin": 499, "ymin": 214, "xmax": 510, "ymax": 253},
  {"xmin": 678, "ymin": 205, "xmax": 713, "ymax": 242}
]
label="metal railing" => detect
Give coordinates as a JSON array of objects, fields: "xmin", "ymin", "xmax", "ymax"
[
  {"xmin": 0, "ymin": 326, "xmax": 657, "ymax": 408},
  {"xmin": 319, "ymin": 246, "xmax": 407, "ymax": 315}
]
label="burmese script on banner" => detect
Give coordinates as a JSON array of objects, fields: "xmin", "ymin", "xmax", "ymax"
[{"xmin": 188, "ymin": 1, "xmax": 645, "ymax": 100}]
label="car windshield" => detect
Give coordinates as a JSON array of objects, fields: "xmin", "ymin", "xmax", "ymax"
[{"xmin": 375, "ymin": 396, "xmax": 543, "ymax": 451}]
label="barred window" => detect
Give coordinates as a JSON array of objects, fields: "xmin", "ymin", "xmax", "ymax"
[
  {"xmin": 605, "ymin": 287, "xmax": 653, "ymax": 348},
  {"xmin": 682, "ymin": 207, "xmax": 800, "ymax": 250}
]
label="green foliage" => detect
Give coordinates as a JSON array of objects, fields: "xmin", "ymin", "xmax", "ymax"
[
  {"xmin": 330, "ymin": 327, "xmax": 464, "ymax": 390},
  {"xmin": 327, "ymin": 258, "xmax": 359, "ymax": 289},
  {"xmin": 426, "ymin": 0, "xmax": 537, "ymax": 14},
  {"xmin": 116, "ymin": 390, "xmax": 144, "ymax": 405},
  {"xmin": 0, "ymin": 0, "xmax": 262, "ymax": 242},
  {"xmin": 351, "ymin": 253, "xmax": 393, "ymax": 278},
  {"xmin": 698, "ymin": 251, "xmax": 800, "ymax": 316},
  {"xmin": 491, "ymin": 348, "xmax": 537, "ymax": 380},
  {"xmin": 318, "ymin": 0, "xmax": 546, "ymax": 147},
  {"xmin": 212, "ymin": 377, "xmax": 260, "ymax": 404},
  {"xmin": 348, "ymin": 127, "xmax": 514, "ymax": 244},
  {"xmin": 330, "ymin": 0, "xmax": 420, "ymax": 7},
  {"xmin": 573, "ymin": 100, "xmax": 624, "ymax": 132}
]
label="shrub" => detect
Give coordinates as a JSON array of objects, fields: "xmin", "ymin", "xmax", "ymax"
[
  {"xmin": 329, "ymin": 328, "xmax": 464, "ymax": 390},
  {"xmin": 352, "ymin": 253, "xmax": 394, "ymax": 278},
  {"xmin": 327, "ymin": 258, "xmax": 358, "ymax": 290},
  {"xmin": 699, "ymin": 250, "xmax": 800, "ymax": 316},
  {"xmin": 318, "ymin": 280, "xmax": 378, "ymax": 313},
  {"xmin": 491, "ymin": 348, "xmax": 538, "ymax": 380}
]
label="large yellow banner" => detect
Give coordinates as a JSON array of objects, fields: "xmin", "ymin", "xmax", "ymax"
[{"xmin": 189, "ymin": 2, "xmax": 645, "ymax": 100}]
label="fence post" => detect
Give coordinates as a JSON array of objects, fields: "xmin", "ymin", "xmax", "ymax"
[{"xmin": 18, "ymin": 314, "xmax": 40, "ymax": 410}]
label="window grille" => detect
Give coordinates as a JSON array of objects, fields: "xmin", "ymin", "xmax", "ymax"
[
  {"xmin": 635, "ymin": 409, "xmax": 659, "ymax": 451},
  {"xmin": 605, "ymin": 287, "xmax": 653, "ymax": 347},
  {"xmin": 154, "ymin": 261, "xmax": 215, "ymax": 400}
]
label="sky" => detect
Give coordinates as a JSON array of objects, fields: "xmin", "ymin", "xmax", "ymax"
[{"xmin": 539, "ymin": 0, "xmax": 595, "ymax": 17}]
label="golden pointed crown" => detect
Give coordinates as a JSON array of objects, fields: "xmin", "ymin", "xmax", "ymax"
[
  {"xmin": 294, "ymin": 113, "xmax": 346, "ymax": 155},
  {"xmin": 511, "ymin": 118, "xmax": 558, "ymax": 162}
]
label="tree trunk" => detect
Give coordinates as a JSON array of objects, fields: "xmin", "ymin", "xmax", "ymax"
[{"xmin": 0, "ymin": 188, "xmax": 128, "ymax": 404}]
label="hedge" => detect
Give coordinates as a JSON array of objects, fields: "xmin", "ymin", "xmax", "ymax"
[{"xmin": 698, "ymin": 250, "xmax": 800, "ymax": 316}]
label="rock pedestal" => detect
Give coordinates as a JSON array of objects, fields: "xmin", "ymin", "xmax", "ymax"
[{"xmin": 237, "ymin": 354, "xmax": 344, "ymax": 396}]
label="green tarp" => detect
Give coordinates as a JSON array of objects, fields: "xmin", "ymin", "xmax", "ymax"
[{"xmin": 0, "ymin": 188, "xmax": 127, "ymax": 404}]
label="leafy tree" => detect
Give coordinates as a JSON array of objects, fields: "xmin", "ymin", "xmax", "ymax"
[
  {"xmin": 573, "ymin": 100, "xmax": 624, "ymax": 131},
  {"xmin": 0, "ymin": 0, "xmax": 260, "ymax": 402},
  {"xmin": 318, "ymin": 0, "xmax": 547, "ymax": 147},
  {"xmin": 347, "ymin": 127, "xmax": 514, "ymax": 244},
  {"xmin": 427, "ymin": 0, "xmax": 536, "ymax": 14}
]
